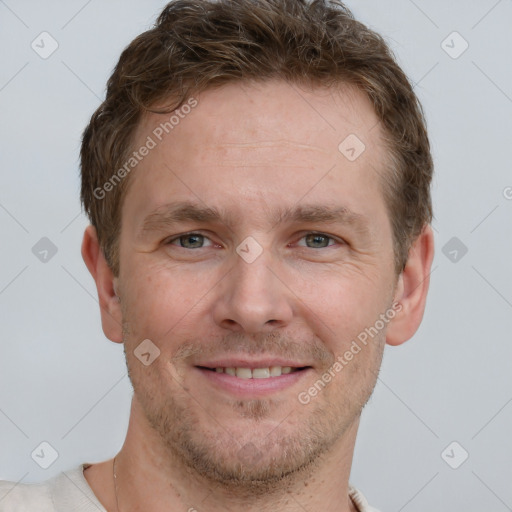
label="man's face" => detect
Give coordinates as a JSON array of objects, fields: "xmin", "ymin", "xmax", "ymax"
[{"xmin": 116, "ymin": 80, "xmax": 399, "ymax": 487}]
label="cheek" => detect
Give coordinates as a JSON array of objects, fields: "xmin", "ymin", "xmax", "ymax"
[
  {"xmin": 120, "ymin": 259, "xmax": 218, "ymax": 344},
  {"xmin": 295, "ymin": 267, "xmax": 391, "ymax": 350}
]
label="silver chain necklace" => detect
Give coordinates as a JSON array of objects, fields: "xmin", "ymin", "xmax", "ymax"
[{"xmin": 113, "ymin": 456, "xmax": 121, "ymax": 512}]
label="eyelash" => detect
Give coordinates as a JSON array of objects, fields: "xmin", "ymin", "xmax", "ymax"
[{"xmin": 165, "ymin": 232, "xmax": 343, "ymax": 249}]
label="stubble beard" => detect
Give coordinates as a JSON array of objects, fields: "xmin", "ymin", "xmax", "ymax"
[{"xmin": 122, "ymin": 321, "xmax": 385, "ymax": 497}]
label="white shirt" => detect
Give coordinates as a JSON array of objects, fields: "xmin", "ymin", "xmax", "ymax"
[{"xmin": 0, "ymin": 464, "xmax": 381, "ymax": 511}]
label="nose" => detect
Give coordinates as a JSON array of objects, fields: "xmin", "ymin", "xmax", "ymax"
[{"xmin": 212, "ymin": 248, "xmax": 294, "ymax": 334}]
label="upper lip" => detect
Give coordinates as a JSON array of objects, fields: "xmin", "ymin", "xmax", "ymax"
[{"xmin": 195, "ymin": 358, "xmax": 311, "ymax": 369}]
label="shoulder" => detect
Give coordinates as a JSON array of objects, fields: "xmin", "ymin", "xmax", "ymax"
[
  {"xmin": 349, "ymin": 484, "xmax": 382, "ymax": 512},
  {"xmin": 0, "ymin": 478, "xmax": 54, "ymax": 511},
  {"xmin": 0, "ymin": 464, "xmax": 106, "ymax": 512}
]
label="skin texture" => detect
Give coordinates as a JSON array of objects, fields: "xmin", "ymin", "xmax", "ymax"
[{"xmin": 82, "ymin": 80, "xmax": 434, "ymax": 512}]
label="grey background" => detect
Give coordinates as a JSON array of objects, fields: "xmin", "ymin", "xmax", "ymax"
[{"xmin": 1, "ymin": 1, "xmax": 511, "ymax": 510}]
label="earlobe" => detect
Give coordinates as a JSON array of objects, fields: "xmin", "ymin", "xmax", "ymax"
[
  {"xmin": 81, "ymin": 225, "xmax": 123, "ymax": 343},
  {"xmin": 386, "ymin": 224, "xmax": 435, "ymax": 346}
]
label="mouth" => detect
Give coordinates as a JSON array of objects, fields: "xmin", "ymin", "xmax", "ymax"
[
  {"xmin": 194, "ymin": 364, "xmax": 313, "ymax": 397},
  {"xmin": 197, "ymin": 365, "xmax": 310, "ymax": 379}
]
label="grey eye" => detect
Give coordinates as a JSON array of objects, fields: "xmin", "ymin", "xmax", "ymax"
[
  {"xmin": 175, "ymin": 234, "xmax": 205, "ymax": 248},
  {"xmin": 304, "ymin": 234, "xmax": 332, "ymax": 248}
]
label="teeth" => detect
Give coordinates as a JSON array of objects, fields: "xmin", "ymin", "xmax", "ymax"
[
  {"xmin": 252, "ymin": 368, "xmax": 270, "ymax": 379},
  {"xmin": 213, "ymin": 366, "xmax": 297, "ymax": 378},
  {"xmin": 235, "ymin": 367, "xmax": 252, "ymax": 379},
  {"xmin": 269, "ymin": 365, "xmax": 282, "ymax": 377}
]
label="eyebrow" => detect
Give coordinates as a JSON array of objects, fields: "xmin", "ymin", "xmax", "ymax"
[{"xmin": 137, "ymin": 201, "xmax": 371, "ymax": 239}]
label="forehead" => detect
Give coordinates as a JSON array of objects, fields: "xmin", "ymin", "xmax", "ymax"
[
  {"xmin": 124, "ymin": 80, "xmax": 388, "ymax": 226},
  {"xmin": 136, "ymin": 80, "xmax": 381, "ymax": 156}
]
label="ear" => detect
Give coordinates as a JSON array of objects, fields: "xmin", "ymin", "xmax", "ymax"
[
  {"xmin": 81, "ymin": 225, "xmax": 123, "ymax": 343},
  {"xmin": 386, "ymin": 224, "xmax": 435, "ymax": 346}
]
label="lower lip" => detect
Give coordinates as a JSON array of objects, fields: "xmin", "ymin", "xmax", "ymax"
[{"xmin": 194, "ymin": 367, "xmax": 312, "ymax": 397}]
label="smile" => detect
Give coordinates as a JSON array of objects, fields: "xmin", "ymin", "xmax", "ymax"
[
  {"xmin": 195, "ymin": 365, "xmax": 312, "ymax": 397},
  {"xmin": 200, "ymin": 366, "xmax": 306, "ymax": 379}
]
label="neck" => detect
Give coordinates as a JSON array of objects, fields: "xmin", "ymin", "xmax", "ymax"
[{"xmin": 107, "ymin": 400, "xmax": 360, "ymax": 512}]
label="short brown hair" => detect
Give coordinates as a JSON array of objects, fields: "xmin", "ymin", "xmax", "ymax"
[{"xmin": 80, "ymin": 0, "xmax": 433, "ymax": 276}]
